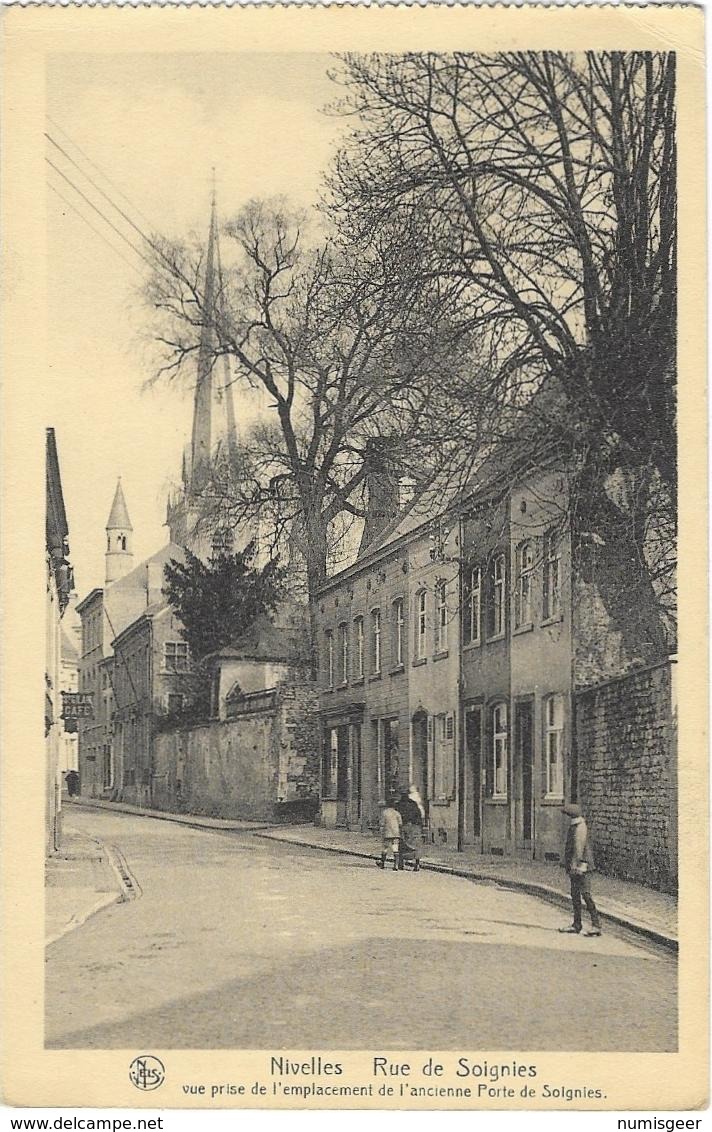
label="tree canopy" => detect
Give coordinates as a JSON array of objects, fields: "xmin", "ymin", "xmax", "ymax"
[
  {"xmin": 328, "ymin": 51, "xmax": 675, "ymax": 482},
  {"xmin": 147, "ymin": 198, "xmax": 477, "ymax": 610},
  {"xmin": 325, "ymin": 50, "xmax": 677, "ymax": 648},
  {"xmin": 163, "ymin": 541, "xmax": 286, "ymax": 662},
  {"xmin": 148, "ymin": 51, "xmax": 677, "ymax": 654}
]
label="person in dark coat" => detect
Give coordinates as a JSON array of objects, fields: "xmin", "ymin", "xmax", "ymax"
[
  {"xmin": 559, "ymin": 802, "xmax": 602, "ymax": 937},
  {"xmin": 65, "ymin": 769, "xmax": 80, "ymax": 797},
  {"xmin": 396, "ymin": 788, "xmax": 424, "ymax": 871}
]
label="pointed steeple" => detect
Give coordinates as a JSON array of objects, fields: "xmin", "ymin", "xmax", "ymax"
[
  {"xmin": 106, "ymin": 478, "xmax": 133, "ymax": 531},
  {"xmin": 166, "ymin": 181, "xmax": 241, "ymax": 556},
  {"xmin": 105, "ymin": 478, "xmax": 134, "ymax": 585},
  {"xmin": 190, "ymin": 180, "xmax": 239, "ymax": 491}
]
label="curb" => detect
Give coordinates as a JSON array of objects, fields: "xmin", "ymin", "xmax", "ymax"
[
  {"xmin": 67, "ymin": 797, "xmax": 275, "ymax": 834},
  {"xmin": 45, "ymin": 833, "xmax": 131, "ymax": 948},
  {"xmin": 45, "ymin": 891, "xmax": 120, "ymax": 948},
  {"xmin": 254, "ymin": 831, "xmax": 678, "ymax": 954}
]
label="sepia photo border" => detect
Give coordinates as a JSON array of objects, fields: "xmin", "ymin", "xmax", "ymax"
[{"xmin": 1, "ymin": 1, "xmax": 707, "ymax": 1110}]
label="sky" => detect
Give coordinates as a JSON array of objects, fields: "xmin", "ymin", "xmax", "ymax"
[{"xmin": 45, "ymin": 52, "xmax": 344, "ymax": 596}]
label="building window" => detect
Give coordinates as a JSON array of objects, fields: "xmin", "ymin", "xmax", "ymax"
[
  {"xmin": 491, "ymin": 702, "xmax": 508, "ymax": 798},
  {"xmin": 338, "ymin": 622, "xmax": 348, "ymax": 684},
  {"xmin": 435, "ymin": 580, "xmax": 448, "ymax": 652},
  {"xmin": 354, "ymin": 617, "xmax": 364, "ymax": 679},
  {"xmin": 545, "ymin": 694, "xmax": 565, "ymax": 798},
  {"xmin": 325, "ymin": 630, "xmax": 334, "ymax": 688},
  {"xmin": 164, "ymin": 641, "xmax": 189, "ymax": 673},
  {"xmin": 392, "ymin": 598, "xmax": 404, "ymax": 667},
  {"xmin": 371, "ymin": 609, "xmax": 382, "ymax": 674},
  {"xmin": 415, "ymin": 590, "xmax": 427, "ymax": 660},
  {"xmin": 543, "ymin": 529, "xmax": 562, "ymax": 620},
  {"xmin": 487, "ymin": 554, "xmax": 506, "ymax": 639},
  {"xmin": 515, "ymin": 541, "xmax": 534, "ymax": 628},
  {"xmin": 463, "ymin": 565, "xmax": 481, "ymax": 646}
]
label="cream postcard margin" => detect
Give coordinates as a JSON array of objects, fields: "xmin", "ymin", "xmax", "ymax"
[{"xmin": 1, "ymin": 2, "xmax": 707, "ymax": 1111}]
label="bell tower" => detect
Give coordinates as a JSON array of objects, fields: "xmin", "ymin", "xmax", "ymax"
[{"xmin": 105, "ymin": 478, "xmax": 134, "ymax": 584}]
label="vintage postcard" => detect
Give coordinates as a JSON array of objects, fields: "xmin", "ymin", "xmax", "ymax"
[{"xmin": 1, "ymin": 1, "xmax": 707, "ymax": 1114}]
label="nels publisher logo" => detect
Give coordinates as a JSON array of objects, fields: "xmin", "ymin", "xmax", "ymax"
[{"xmin": 129, "ymin": 1055, "xmax": 166, "ymax": 1091}]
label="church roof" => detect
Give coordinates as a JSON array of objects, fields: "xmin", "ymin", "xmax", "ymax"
[
  {"xmin": 106, "ymin": 479, "xmax": 132, "ymax": 531},
  {"xmin": 109, "ymin": 541, "xmax": 184, "ymax": 596},
  {"xmin": 206, "ymin": 615, "xmax": 307, "ymax": 665}
]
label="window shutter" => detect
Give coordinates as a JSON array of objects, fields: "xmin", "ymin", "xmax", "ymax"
[{"xmin": 445, "ymin": 738, "xmax": 455, "ymax": 798}]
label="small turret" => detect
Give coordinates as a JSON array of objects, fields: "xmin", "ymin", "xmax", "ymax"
[{"xmin": 105, "ymin": 478, "xmax": 134, "ymax": 584}]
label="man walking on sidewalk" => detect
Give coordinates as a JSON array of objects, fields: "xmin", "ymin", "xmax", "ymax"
[{"xmin": 559, "ymin": 803, "xmax": 602, "ymax": 937}]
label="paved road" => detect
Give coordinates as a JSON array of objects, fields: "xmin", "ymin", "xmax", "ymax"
[{"xmin": 46, "ymin": 809, "xmax": 677, "ymax": 1051}]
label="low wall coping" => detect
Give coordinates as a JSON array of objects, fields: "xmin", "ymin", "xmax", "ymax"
[{"xmin": 575, "ymin": 654, "xmax": 677, "ymax": 699}]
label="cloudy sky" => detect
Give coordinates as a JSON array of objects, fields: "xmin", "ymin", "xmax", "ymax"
[{"xmin": 46, "ymin": 52, "xmax": 343, "ymax": 595}]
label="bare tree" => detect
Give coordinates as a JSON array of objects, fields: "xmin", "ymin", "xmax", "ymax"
[
  {"xmin": 146, "ymin": 198, "xmax": 478, "ymax": 658},
  {"xmin": 326, "ymin": 50, "xmax": 677, "ymax": 652}
]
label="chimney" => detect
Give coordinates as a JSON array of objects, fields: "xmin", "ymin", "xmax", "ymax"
[{"xmin": 358, "ymin": 439, "xmax": 401, "ymax": 555}]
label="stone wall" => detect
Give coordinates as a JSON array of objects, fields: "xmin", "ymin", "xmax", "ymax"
[
  {"xmin": 152, "ymin": 682, "xmax": 320, "ymax": 822},
  {"xmin": 575, "ymin": 658, "xmax": 677, "ymax": 892}
]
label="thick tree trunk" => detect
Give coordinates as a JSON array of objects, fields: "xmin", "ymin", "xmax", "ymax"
[{"xmin": 302, "ymin": 511, "xmax": 329, "ymax": 681}]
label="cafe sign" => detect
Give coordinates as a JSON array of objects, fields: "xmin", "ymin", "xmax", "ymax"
[{"xmin": 61, "ymin": 692, "xmax": 94, "ymax": 720}]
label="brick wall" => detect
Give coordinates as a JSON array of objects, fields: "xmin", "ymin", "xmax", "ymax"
[{"xmin": 575, "ymin": 658, "xmax": 677, "ymax": 892}]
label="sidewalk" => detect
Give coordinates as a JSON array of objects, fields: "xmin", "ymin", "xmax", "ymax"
[
  {"xmin": 255, "ymin": 825, "xmax": 678, "ymax": 951},
  {"xmin": 45, "ymin": 827, "xmax": 123, "ymax": 946}
]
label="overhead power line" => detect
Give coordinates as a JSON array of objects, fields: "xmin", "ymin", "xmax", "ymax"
[
  {"xmin": 47, "ymin": 180, "xmax": 145, "ymax": 276},
  {"xmin": 46, "ymin": 114, "xmax": 157, "ymax": 233},
  {"xmin": 46, "ymin": 132, "xmax": 167, "ymax": 266},
  {"xmin": 45, "ymin": 156, "xmax": 155, "ymax": 270},
  {"xmin": 46, "ymin": 129, "xmax": 198, "ymax": 291}
]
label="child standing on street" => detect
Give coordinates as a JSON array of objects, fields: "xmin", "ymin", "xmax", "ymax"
[{"xmin": 378, "ymin": 798, "xmax": 402, "ymax": 871}]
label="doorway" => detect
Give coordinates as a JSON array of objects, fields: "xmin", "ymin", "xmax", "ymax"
[
  {"xmin": 349, "ymin": 723, "xmax": 362, "ymax": 826},
  {"xmin": 411, "ymin": 712, "xmax": 429, "ymax": 824},
  {"xmin": 383, "ymin": 719, "xmax": 400, "ymax": 799},
  {"xmin": 323, "ymin": 725, "xmax": 350, "ymax": 826}
]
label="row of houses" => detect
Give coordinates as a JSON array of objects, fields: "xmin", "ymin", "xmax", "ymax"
[
  {"xmin": 73, "ymin": 449, "xmax": 676, "ymax": 888},
  {"xmin": 315, "ymin": 455, "xmax": 677, "ymax": 877}
]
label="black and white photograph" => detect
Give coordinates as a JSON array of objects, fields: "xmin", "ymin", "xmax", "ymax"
[{"xmin": 3, "ymin": 1, "xmax": 707, "ymax": 1113}]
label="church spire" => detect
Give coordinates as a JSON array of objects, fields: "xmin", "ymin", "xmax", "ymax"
[
  {"xmin": 105, "ymin": 478, "xmax": 133, "ymax": 584},
  {"xmin": 189, "ymin": 181, "xmax": 239, "ymax": 491}
]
